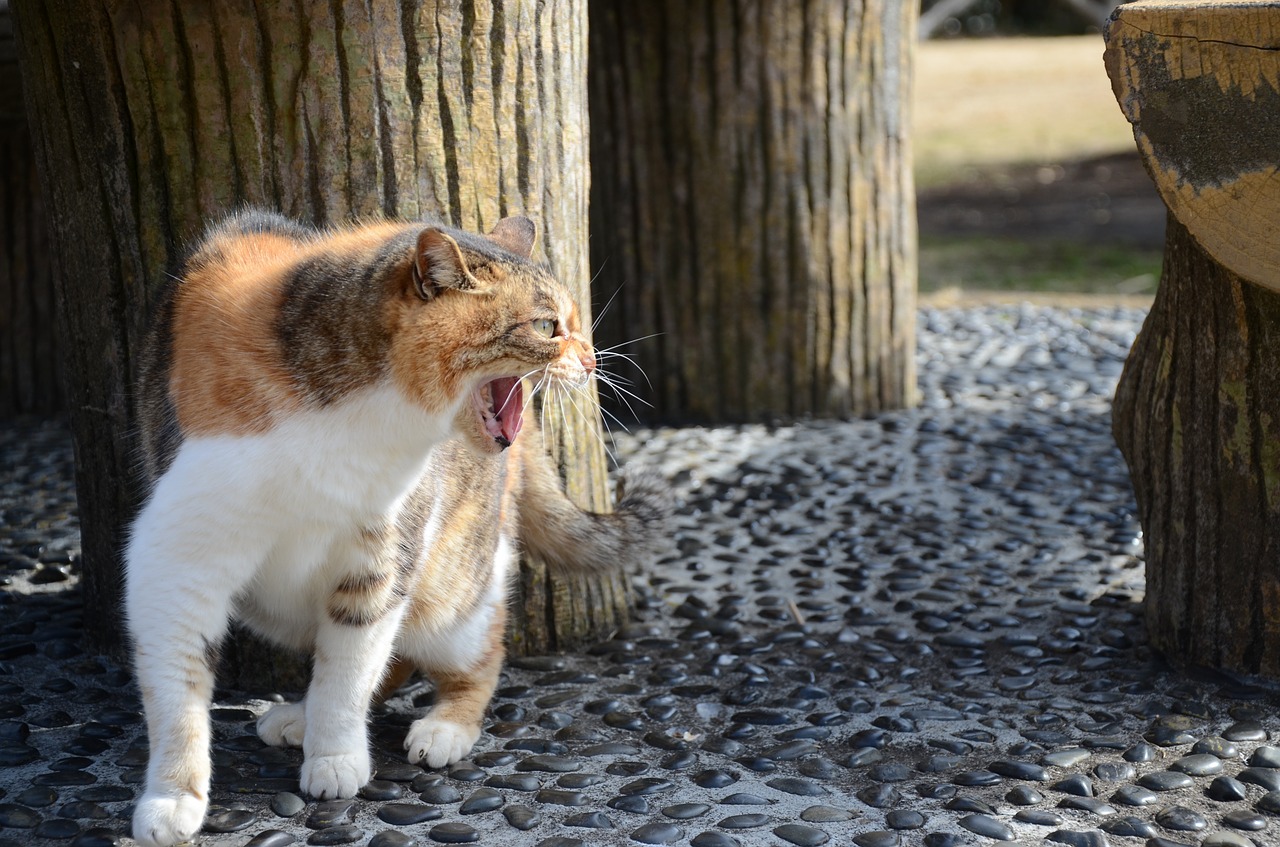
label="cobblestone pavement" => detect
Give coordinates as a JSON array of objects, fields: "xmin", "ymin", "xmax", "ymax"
[{"xmin": 3, "ymin": 305, "xmax": 1280, "ymax": 847}]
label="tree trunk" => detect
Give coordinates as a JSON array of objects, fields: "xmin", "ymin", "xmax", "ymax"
[
  {"xmin": 587, "ymin": 0, "xmax": 917, "ymax": 424},
  {"xmin": 1107, "ymin": 1, "xmax": 1280, "ymax": 676},
  {"xmin": 0, "ymin": 3, "xmax": 60, "ymax": 417},
  {"xmin": 1113, "ymin": 217, "xmax": 1280, "ymax": 675},
  {"xmin": 13, "ymin": 0, "xmax": 622, "ymax": 688}
]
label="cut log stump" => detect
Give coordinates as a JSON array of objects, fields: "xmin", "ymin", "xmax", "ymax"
[{"xmin": 1106, "ymin": 1, "xmax": 1280, "ymax": 675}]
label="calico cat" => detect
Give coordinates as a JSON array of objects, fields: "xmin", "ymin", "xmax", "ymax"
[{"xmin": 125, "ymin": 210, "xmax": 664, "ymax": 847}]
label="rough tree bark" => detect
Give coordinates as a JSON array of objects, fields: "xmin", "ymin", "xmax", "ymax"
[
  {"xmin": 13, "ymin": 0, "xmax": 623, "ymax": 688},
  {"xmin": 1107, "ymin": 1, "xmax": 1280, "ymax": 675},
  {"xmin": 0, "ymin": 1, "xmax": 59, "ymax": 417},
  {"xmin": 588, "ymin": 0, "xmax": 917, "ymax": 423}
]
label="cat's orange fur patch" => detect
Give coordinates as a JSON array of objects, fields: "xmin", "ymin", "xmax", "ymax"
[
  {"xmin": 170, "ymin": 224, "xmax": 409, "ymax": 436},
  {"xmin": 169, "ymin": 232, "xmax": 302, "ymax": 436}
]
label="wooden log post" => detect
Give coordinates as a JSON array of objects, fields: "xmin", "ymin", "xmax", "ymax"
[
  {"xmin": 1106, "ymin": 1, "xmax": 1280, "ymax": 675},
  {"xmin": 587, "ymin": 0, "xmax": 918, "ymax": 423},
  {"xmin": 13, "ymin": 0, "xmax": 623, "ymax": 687},
  {"xmin": 0, "ymin": 2, "xmax": 60, "ymax": 417}
]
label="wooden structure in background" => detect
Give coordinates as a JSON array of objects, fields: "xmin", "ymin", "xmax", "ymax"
[
  {"xmin": 12, "ymin": 0, "xmax": 624, "ymax": 683},
  {"xmin": 1107, "ymin": 1, "xmax": 1280, "ymax": 675},
  {"xmin": 588, "ymin": 0, "xmax": 917, "ymax": 423},
  {"xmin": 0, "ymin": 2, "xmax": 59, "ymax": 416}
]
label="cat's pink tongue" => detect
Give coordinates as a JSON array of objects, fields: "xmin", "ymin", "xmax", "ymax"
[{"xmin": 491, "ymin": 377, "xmax": 524, "ymax": 445}]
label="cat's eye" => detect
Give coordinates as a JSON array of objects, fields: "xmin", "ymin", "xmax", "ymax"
[{"xmin": 533, "ymin": 318, "xmax": 558, "ymax": 338}]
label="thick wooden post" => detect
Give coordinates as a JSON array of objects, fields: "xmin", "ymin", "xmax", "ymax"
[
  {"xmin": 13, "ymin": 0, "xmax": 622, "ymax": 680},
  {"xmin": 588, "ymin": 0, "xmax": 918, "ymax": 423},
  {"xmin": 0, "ymin": 3, "xmax": 60, "ymax": 417},
  {"xmin": 1107, "ymin": 1, "xmax": 1280, "ymax": 675}
]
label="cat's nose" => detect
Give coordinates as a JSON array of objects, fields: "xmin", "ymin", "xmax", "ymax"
[{"xmin": 579, "ymin": 351, "xmax": 596, "ymax": 374}]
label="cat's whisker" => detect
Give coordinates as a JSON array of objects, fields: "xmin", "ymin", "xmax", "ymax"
[
  {"xmin": 590, "ymin": 275, "xmax": 623, "ymax": 334},
  {"xmin": 592, "ymin": 363, "xmax": 644, "ymax": 393},
  {"xmin": 597, "ymin": 402, "xmax": 633, "ymax": 436},
  {"xmin": 560, "ymin": 384, "xmax": 618, "ymax": 467},
  {"xmin": 593, "ymin": 372, "xmax": 653, "ymax": 413},
  {"xmin": 593, "ymin": 348, "xmax": 655, "ymax": 391},
  {"xmin": 595, "ymin": 380, "xmax": 645, "ymax": 425},
  {"xmin": 593, "ymin": 333, "xmax": 665, "ymax": 354}
]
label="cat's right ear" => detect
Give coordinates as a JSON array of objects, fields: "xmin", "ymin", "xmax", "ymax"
[{"xmin": 413, "ymin": 228, "xmax": 478, "ymax": 300}]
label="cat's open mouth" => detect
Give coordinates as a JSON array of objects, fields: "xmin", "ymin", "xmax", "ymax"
[{"xmin": 476, "ymin": 377, "xmax": 524, "ymax": 449}]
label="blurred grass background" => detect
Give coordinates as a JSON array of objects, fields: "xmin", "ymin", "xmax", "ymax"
[{"xmin": 914, "ymin": 34, "xmax": 1165, "ymax": 300}]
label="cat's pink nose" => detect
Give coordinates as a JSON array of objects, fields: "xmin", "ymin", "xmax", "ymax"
[{"xmin": 580, "ymin": 351, "xmax": 596, "ymax": 374}]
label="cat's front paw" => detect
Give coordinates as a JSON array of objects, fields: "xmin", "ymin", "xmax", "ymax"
[
  {"xmin": 132, "ymin": 790, "xmax": 207, "ymax": 847},
  {"xmin": 300, "ymin": 751, "xmax": 370, "ymax": 800},
  {"xmin": 404, "ymin": 717, "xmax": 480, "ymax": 769},
  {"xmin": 257, "ymin": 702, "xmax": 306, "ymax": 748}
]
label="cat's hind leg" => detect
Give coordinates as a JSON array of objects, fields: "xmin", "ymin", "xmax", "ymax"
[
  {"xmin": 257, "ymin": 701, "xmax": 306, "ymax": 747},
  {"xmin": 401, "ymin": 597, "xmax": 507, "ymax": 769}
]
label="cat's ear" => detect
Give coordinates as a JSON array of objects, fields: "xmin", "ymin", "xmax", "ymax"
[
  {"xmin": 488, "ymin": 216, "xmax": 537, "ymax": 259},
  {"xmin": 413, "ymin": 228, "xmax": 479, "ymax": 299}
]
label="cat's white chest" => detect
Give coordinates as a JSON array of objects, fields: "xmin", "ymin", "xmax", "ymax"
[{"xmin": 138, "ymin": 383, "xmax": 453, "ymax": 646}]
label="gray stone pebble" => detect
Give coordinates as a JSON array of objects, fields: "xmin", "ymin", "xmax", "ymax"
[
  {"xmin": 1201, "ymin": 832, "xmax": 1255, "ymax": 847},
  {"xmin": 1223, "ymin": 722, "xmax": 1268, "ymax": 743},
  {"xmin": 502, "ymin": 805, "xmax": 539, "ymax": 830},
  {"xmin": 1222, "ymin": 808, "xmax": 1266, "ymax": 831},
  {"xmin": 564, "ymin": 811, "xmax": 612, "ymax": 828},
  {"xmin": 1155, "ymin": 805, "xmax": 1207, "ymax": 831},
  {"xmin": 457, "ymin": 787, "xmax": 503, "ymax": 814},
  {"xmin": 773, "ymin": 823, "xmax": 829, "ymax": 846},
  {"xmin": 1208, "ymin": 776, "xmax": 1249, "ymax": 802},
  {"xmin": 631, "ymin": 821, "xmax": 684, "ymax": 844},
  {"xmin": 1043, "ymin": 749, "xmax": 1090, "ymax": 768},
  {"xmin": 852, "ymin": 832, "xmax": 900, "ymax": 847},
  {"xmin": 691, "ymin": 833, "xmax": 740, "ymax": 847},
  {"xmin": 1110, "ymin": 784, "xmax": 1159, "ymax": 806},
  {"xmin": 958, "ymin": 814, "xmax": 1014, "ymax": 840},
  {"xmin": 1170, "ymin": 753, "xmax": 1223, "ymax": 776},
  {"xmin": 271, "ymin": 792, "xmax": 306, "ymax": 818},
  {"xmin": 1139, "ymin": 771, "xmax": 1196, "ymax": 792},
  {"xmin": 1045, "ymin": 832, "xmax": 1110, "ymax": 847},
  {"xmin": 1014, "ymin": 808, "xmax": 1062, "ymax": 827},
  {"xmin": 802, "ymin": 806, "xmax": 855, "ymax": 823},
  {"xmin": 1239, "ymin": 767, "xmax": 1280, "ymax": 791},
  {"xmin": 1193, "ymin": 737, "xmax": 1240, "ymax": 759},
  {"xmin": 427, "ymin": 822, "xmax": 478, "ymax": 843},
  {"xmin": 377, "ymin": 803, "xmax": 441, "ymax": 826},
  {"xmin": 368, "ymin": 832, "xmax": 418, "ymax": 847},
  {"xmin": 1058, "ymin": 796, "xmax": 1115, "ymax": 815},
  {"xmin": 1100, "ymin": 816, "xmax": 1156, "ymax": 838}
]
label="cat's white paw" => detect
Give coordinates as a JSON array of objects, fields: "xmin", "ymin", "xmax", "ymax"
[
  {"xmin": 132, "ymin": 790, "xmax": 207, "ymax": 847},
  {"xmin": 300, "ymin": 751, "xmax": 370, "ymax": 800},
  {"xmin": 404, "ymin": 717, "xmax": 479, "ymax": 769},
  {"xmin": 257, "ymin": 702, "xmax": 306, "ymax": 748}
]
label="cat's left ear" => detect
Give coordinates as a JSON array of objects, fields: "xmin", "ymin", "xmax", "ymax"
[
  {"xmin": 488, "ymin": 216, "xmax": 537, "ymax": 259},
  {"xmin": 414, "ymin": 228, "xmax": 480, "ymax": 300}
]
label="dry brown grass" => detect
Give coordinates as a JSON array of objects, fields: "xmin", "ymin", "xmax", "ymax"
[{"xmin": 914, "ymin": 36, "xmax": 1137, "ymax": 187}]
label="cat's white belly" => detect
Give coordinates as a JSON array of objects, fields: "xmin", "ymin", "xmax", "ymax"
[{"xmin": 132, "ymin": 383, "xmax": 456, "ymax": 650}]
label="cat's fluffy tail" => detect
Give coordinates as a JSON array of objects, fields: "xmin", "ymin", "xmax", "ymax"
[{"xmin": 517, "ymin": 443, "xmax": 671, "ymax": 573}]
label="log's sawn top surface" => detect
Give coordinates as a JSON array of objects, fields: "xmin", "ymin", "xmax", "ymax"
[{"xmin": 1105, "ymin": 0, "xmax": 1280, "ymax": 292}]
